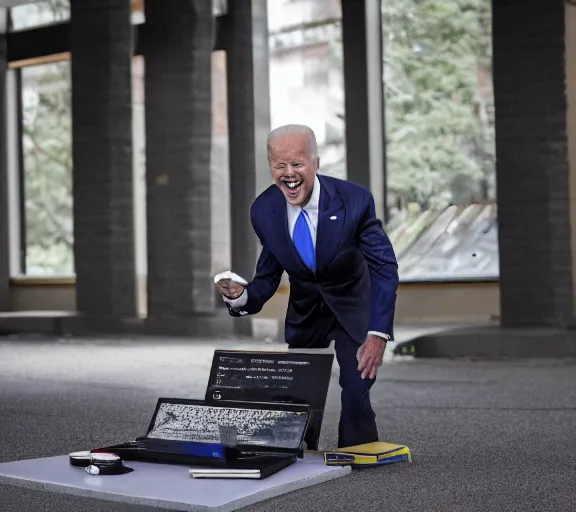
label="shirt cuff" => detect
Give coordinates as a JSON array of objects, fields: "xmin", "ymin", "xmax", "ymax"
[
  {"xmin": 367, "ymin": 331, "xmax": 391, "ymax": 341},
  {"xmin": 222, "ymin": 289, "xmax": 248, "ymax": 308}
]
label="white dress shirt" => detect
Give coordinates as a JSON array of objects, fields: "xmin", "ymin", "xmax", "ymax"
[{"xmin": 221, "ymin": 174, "xmax": 390, "ymax": 342}]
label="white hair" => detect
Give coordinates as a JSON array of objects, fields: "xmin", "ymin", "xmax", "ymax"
[{"xmin": 267, "ymin": 124, "xmax": 318, "ymax": 158}]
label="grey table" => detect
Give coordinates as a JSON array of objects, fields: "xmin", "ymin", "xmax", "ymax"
[{"xmin": 0, "ymin": 452, "xmax": 351, "ymax": 512}]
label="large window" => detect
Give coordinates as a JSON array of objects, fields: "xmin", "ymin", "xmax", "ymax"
[
  {"xmin": 267, "ymin": 0, "xmax": 497, "ymax": 282},
  {"xmin": 9, "ymin": 0, "xmax": 496, "ymax": 284},
  {"xmin": 382, "ymin": 0, "xmax": 497, "ymax": 281},
  {"xmin": 20, "ymin": 61, "xmax": 73, "ymax": 276},
  {"xmin": 267, "ymin": 0, "xmax": 346, "ymax": 179}
]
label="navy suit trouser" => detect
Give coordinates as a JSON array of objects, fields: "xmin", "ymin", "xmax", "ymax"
[
  {"xmin": 332, "ymin": 329, "xmax": 379, "ymax": 448},
  {"xmin": 293, "ymin": 317, "xmax": 379, "ymax": 450}
]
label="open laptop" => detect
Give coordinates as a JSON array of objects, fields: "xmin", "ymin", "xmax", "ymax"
[{"xmin": 94, "ymin": 398, "xmax": 312, "ymax": 479}]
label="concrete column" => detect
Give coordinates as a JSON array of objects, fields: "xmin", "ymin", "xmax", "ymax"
[
  {"xmin": 0, "ymin": 24, "xmax": 8, "ymax": 311},
  {"xmin": 222, "ymin": 0, "xmax": 271, "ymax": 283},
  {"xmin": 70, "ymin": 0, "xmax": 137, "ymax": 317},
  {"xmin": 341, "ymin": 0, "xmax": 387, "ymax": 221},
  {"xmin": 144, "ymin": 0, "xmax": 215, "ymax": 316},
  {"xmin": 493, "ymin": 0, "xmax": 573, "ymax": 327}
]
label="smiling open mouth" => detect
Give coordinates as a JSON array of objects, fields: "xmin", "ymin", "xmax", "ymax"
[{"xmin": 282, "ymin": 179, "xmax": 302, "ymax": 192}]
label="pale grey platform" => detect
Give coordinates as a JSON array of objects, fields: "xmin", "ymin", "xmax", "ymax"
[{"xmin": 0, "ymin": 453, "xmax": 351, "ymax": 511}]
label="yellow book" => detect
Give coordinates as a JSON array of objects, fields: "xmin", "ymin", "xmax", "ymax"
[{"xmin": 323, "ymin": 442, "xmax": 412, "ymax": 467}]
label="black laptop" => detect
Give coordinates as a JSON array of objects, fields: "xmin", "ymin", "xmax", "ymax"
[{"xmin": 93, "ymin": 398, "xmax": 311, "ymax": 479}]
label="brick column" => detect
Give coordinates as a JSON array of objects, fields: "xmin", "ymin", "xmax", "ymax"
[
  {"xmin": 144, "ymin": 0, "xmax": 215, "ymax": 316},
  {"xmin": 493, "ymin": 0, "xmax": 573, "ymax": 327},
  {"xmin": 70, "ymin": 0, "xmax": 137, "ymax": 317},
  {"xmin": 0, "ymin": 29, "xmax": 9, "ymax": 311}
]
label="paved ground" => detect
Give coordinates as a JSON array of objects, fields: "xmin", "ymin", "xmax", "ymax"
[{"xmin": 0, "ymin": 327, "xmax": 575, "ymax": 512}]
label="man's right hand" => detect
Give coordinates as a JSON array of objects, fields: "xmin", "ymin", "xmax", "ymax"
[{"xmin": 215, "ymin": 278, "xmax": 245, "ymax": 300}]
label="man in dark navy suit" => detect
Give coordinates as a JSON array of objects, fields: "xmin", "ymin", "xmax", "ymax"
[{"xmin": 215, "ymin": 124, "xmax": 398, "ymax": 449}]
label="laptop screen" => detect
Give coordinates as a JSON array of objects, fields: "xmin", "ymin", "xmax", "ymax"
[
  {"xmin": 205, "ymin": 350, "xmax": 333, "ymax": 411},
  {"xmin": 145, "ymin": 398, "xmax": 310, "ymax": 451},
  {"xmin": 205, "ymin": 350, "xmax": 334, "ymax": 450}
]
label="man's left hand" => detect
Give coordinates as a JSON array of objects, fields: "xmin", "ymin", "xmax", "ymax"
[{"xmin": 357, "ymin": 334, "xmax": 387, "ymax": 380}]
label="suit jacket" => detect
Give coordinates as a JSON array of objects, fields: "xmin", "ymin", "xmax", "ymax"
[{"xmin": 226, "ymin": 175, "xmax": 399, "ymax": 347}]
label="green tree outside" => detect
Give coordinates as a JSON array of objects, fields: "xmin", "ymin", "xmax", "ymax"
[{"xmin": 383, "ymin": 0, "xmax": 494, "ymax": 213}]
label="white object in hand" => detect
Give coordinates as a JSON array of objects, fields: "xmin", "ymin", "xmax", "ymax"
[{"xmin": 213, "ymin": 271, "xmax": 248, "ymax": 286}]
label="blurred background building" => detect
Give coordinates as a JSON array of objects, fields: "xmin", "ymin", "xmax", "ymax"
[{"xmin": 0, "ymin": 0, "xmax": 575, "ymax": 342}]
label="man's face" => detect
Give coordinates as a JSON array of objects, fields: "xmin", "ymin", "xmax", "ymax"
[{"xmin": 268, "ymin": 133, "xmax": 319, "ymax": 206}]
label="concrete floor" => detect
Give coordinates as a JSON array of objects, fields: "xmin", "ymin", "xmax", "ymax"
[{"xmin": 0, "ymin": 327, "xmax": 575, "ymax": 512}]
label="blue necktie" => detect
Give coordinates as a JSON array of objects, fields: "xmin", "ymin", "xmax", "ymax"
[{"xmin": 293, "ymin": 210, "xmax": 316, "ymax": 272}]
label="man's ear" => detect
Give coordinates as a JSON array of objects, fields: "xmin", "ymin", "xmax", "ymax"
[{"xmin": 315, "ymin": 156, "xmax": 320, "ymax": 170}]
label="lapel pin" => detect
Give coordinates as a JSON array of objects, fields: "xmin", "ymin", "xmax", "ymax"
[{"xmin": 330, "ymin": 216, "xmax": 337, "ymax": 220}]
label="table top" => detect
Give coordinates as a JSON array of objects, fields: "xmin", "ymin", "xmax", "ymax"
[{"xmin": 0, "ymin": 452, "xmax": 351, "ymax": 512}]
